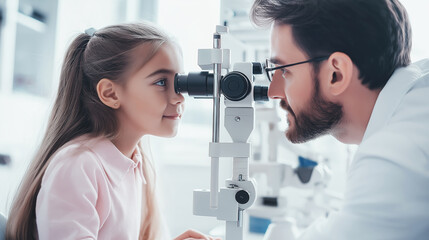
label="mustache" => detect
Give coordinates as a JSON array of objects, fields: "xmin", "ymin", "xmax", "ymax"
[{"xmin": 280, "ymin": 100, "xmax": 295, "ymax": 117}]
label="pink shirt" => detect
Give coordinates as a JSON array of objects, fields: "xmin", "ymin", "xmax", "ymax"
[{"xmin": 36, "ymin": 135, "xmax": 146, "ymax": 239}]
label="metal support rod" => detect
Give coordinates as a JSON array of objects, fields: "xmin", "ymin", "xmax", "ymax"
[
  {"xmin": 210, "ymin": 33, "xmax": 222, "ymax": 208},
  {"xmin": 226, "ymin": 220, "xmax": 243, "ymax": 240},
  {"xmin": 238, "ymin": 209, "xmax": 243, "ymax": 227},
  {"xmin": 233, "ymin": 157, "xmax": 249, "ymax": 181}
]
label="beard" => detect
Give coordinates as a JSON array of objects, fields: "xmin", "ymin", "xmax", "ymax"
[{"xmin": 282, "ymin": 78, "xmax": 343, "ymax": 143}]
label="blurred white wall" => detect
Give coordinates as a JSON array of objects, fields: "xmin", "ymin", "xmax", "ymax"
[{"xmin": 402, "ymin": 0, "xmax": 429, "ymax": 62}]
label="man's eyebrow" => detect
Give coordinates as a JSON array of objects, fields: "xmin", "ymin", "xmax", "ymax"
[
  {"xmin": 146, "ymin": 69, "xmax": 175, "ymax": 78},
  {"xmin": 269, "ymin": 58, "xmax": 286, "ymax": 65}
]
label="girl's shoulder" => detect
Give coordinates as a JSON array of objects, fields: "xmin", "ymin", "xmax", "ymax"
[
  {"xmin": 45, "ymin": 135, "xmax": 107, "ymax": 181},
  {"xmin": 43, "ymin": 134, "xmax": 137, "ymax": 189}
]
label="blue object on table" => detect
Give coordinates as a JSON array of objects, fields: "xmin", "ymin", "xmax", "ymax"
[
  {"xmin": 298, "ymin": 156, "xmax": 318, "ymax": 167},
  {"xmin": 249, "ymin": 215, "xmax": 271, "ymax": 234}
]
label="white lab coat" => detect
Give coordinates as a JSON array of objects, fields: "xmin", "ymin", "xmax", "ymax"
[{"xmin": 299, "ymin": 59, "xmax": 429, "ymax": 240}]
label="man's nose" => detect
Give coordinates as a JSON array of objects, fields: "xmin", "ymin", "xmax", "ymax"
[{"xmin": 268, "ymin": 70, "xmax": 286, "ymax": 100}]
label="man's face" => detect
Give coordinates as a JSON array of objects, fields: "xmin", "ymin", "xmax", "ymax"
[{"xmin": 269, "ymin": 24, "xmax": 343, "ymax": 143}]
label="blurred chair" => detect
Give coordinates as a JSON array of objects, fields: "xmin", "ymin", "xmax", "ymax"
[{"xmin": 0, "ymin": 212, "xmax": 6, "ymax": 240}]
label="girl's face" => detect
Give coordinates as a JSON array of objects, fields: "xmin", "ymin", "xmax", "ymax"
[{"xmin": 116, "ymin": 43, "xmax": 185, "ymax": 138}]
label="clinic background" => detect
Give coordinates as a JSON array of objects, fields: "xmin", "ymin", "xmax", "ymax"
[{"xmin": 0, "ymin": 0, "xmax": 428, "ymax": 238}]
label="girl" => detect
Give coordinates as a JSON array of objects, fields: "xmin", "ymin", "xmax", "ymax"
[{"xmin": 6, "ymin": 22, "xmax": 217, "ymax": 240}]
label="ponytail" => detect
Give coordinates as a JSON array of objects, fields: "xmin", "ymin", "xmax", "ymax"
[{"xmin": 6, "ymin": 33, "xmax": 92, "ymax": 240}]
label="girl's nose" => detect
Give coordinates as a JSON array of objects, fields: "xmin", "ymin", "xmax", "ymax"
[{"xmin": 170, "ymin": 90, "xmax": 185, "ymax": 105}]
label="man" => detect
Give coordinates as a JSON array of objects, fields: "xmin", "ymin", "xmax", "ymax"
[{"xmin": 251, "ymin": 0, "xmax": 429, "ymax": 239}]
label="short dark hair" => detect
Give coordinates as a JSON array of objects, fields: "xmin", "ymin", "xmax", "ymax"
[{"xmin": 251, "ymin": 0, "xmax": 412, "ymax": 89}]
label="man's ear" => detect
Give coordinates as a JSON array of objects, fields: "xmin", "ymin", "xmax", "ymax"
[
  {"xmin": 96, "ymin": 78, "xmax": 121, "ymax": 109},
  {"xmin": 322, "ymin": 52, "xmax": 354, "ymax": 96}
]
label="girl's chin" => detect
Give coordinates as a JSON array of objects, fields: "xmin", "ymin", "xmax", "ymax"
[{"xmin": 154, "ymin": 128, "xmax": 179, "ymax": 138}]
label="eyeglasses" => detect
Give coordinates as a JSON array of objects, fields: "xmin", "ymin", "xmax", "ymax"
[{"xmin": 264, "ymin": 56, "xmax": 329, "ymax": 82}]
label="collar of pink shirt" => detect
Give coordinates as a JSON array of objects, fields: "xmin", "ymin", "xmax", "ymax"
[{"xmin": 78, "ymin": 134, "xmax": 147, "ymax": 187}]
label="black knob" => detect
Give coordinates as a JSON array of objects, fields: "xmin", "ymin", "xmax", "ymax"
[
  {"xmin": 254, "ymin": 86, "xmax": 269, "ymax": 101},
  {"xmin": 252, "ymin": 62, "xmax": 263, "ymax": 75},
  {"xmin": 221, "ymin": 72, "xmax": 251, "ymax": 101},
  {"xmin": 235, "ymin": 190, "xmax": 250, "ymax": 204}
]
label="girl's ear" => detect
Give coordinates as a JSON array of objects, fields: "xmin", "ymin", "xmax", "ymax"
[{"xmin": 96, "ymin": 78, "xmax": 121, "ymax": 109}]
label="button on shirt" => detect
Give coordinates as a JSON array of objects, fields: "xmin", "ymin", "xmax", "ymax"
[
  {"xmin": 36, "ymin": 135, "xmax": 147, "ymax": 239},
  {"xmin": 299, "ymin": 59, "xmax": 429, "ymax": 240}
]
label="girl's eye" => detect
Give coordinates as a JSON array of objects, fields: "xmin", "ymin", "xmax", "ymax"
[{"xmin": 155, "ymin": 79, "xmax": 167, "ymax": 86}]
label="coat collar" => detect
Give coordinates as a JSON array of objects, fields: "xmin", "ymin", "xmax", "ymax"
[{"xmin": 363, "ymin": 60, "xmax": 426, "ymax": 141}]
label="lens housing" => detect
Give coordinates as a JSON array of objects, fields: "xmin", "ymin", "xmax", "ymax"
[
  {"xmin": 174, "ymin": 72, "xmax": 213, "ymax": 97},
  {"xmin": 175, "ymin": 71, "xmax": 268, "ymax": 102}
]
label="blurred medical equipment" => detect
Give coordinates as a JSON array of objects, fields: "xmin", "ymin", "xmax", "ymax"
[
  {"xmin": 174, "ymin": 25, "xmax": 268, "ymax": 240},
  {"xmin": 0, "ymin": 154, "xmax": 11, "ymax": 166},
  {"xmin": 0, "ymin": 8, "xmax": 4, "ymax": 25},
  {"xmin": 248, "ymin": 104, "xmax": 342, "ymax": 240},
  {"xmin": 0, "ymin": 212, "xmax": 6, "ymax": 240}
]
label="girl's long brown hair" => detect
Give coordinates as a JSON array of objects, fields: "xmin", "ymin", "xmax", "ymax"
[{"xmin": 6, "ymin": 22, "xmax": 169, "ymax": 240}]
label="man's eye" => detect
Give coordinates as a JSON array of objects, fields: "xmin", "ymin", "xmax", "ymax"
[
  {"xmin": 155, "ymin": 79, "xmax": 167, "ymax": 86},
  {"xmin": 281, "ymin": 68, "xmax": 288, "ymax": 74}
]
